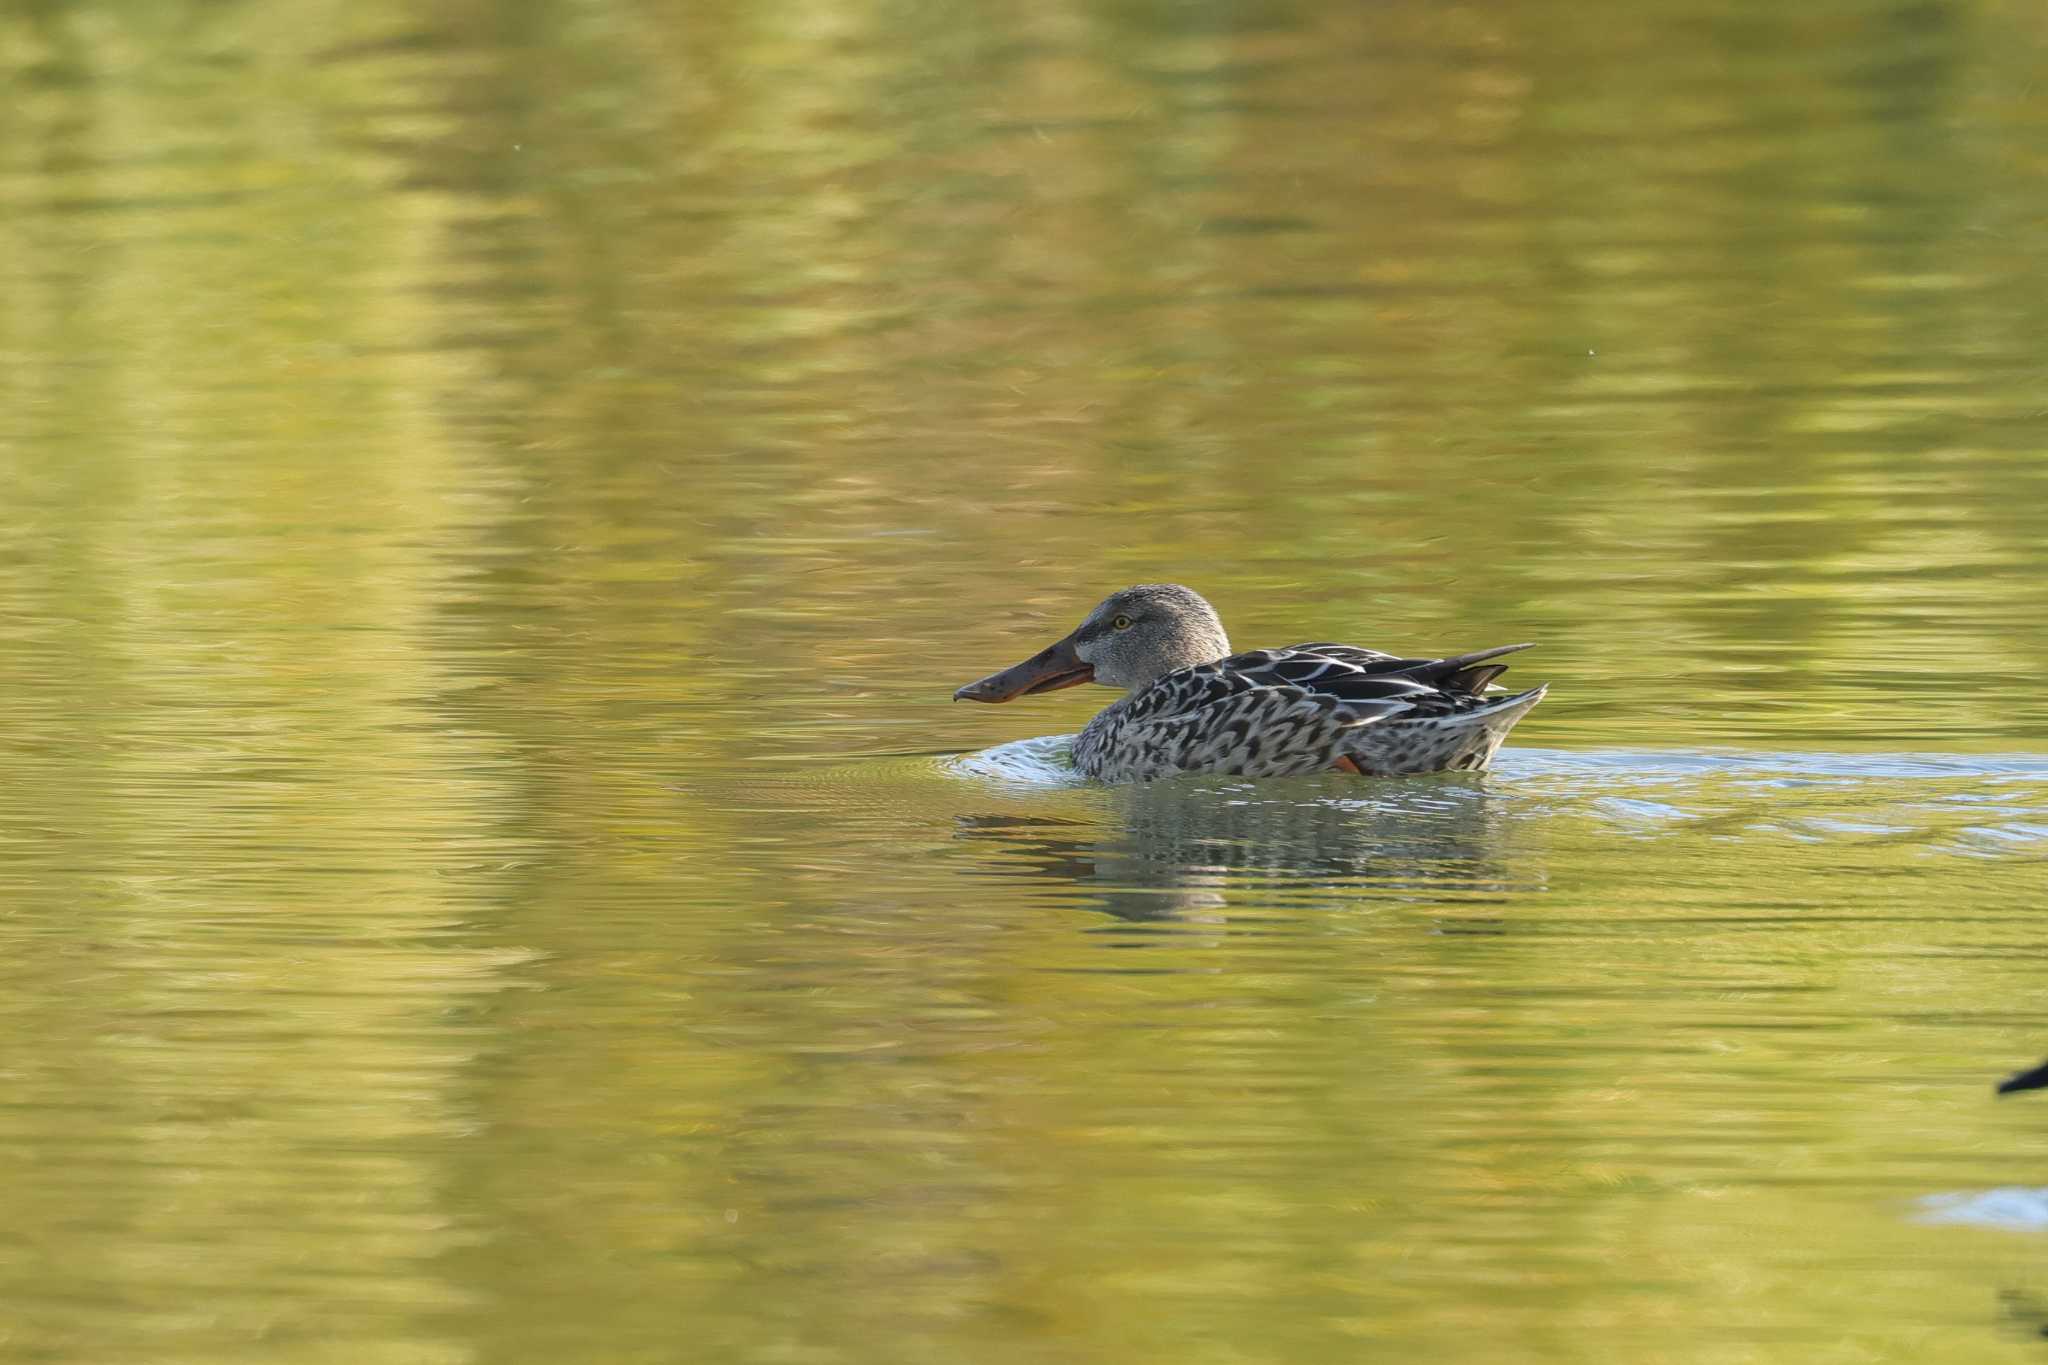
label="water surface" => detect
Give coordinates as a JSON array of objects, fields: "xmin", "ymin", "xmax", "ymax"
[{"xmin": 3, "ymin": 0, "xmax": 2048, "ymax": 1362}]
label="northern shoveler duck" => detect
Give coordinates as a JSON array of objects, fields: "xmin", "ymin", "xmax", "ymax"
[
  {"xmin": 1999, "ymin": 1058, "xmax": 2048, "ymax": 1095},
  {"xmin": 953, "ymin": 584, "xmax": 1546, "ymax": 783}
]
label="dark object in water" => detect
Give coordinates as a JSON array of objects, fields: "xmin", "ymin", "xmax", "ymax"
[{"xmin": 1997, "ymin": 1059, "xmax": 2048, "ymax": 1095}]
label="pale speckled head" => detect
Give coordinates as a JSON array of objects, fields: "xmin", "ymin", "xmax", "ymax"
[{"xmin": 954, "ymin": 584, "xmax": 1232, "ymax": 703}]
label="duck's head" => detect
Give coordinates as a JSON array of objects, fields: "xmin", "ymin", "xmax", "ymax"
[{"xmin": 954, "ymin": 584, "xmax": 1232, "ymax": 702}]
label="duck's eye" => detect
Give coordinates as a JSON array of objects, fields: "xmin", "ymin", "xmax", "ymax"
[{"xmin": 1112, "ymin": 614, "xmax": 1134, "ymax": 630}]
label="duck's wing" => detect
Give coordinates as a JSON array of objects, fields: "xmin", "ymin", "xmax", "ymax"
[
  {"xmin": 1095, "ymin": 663, "xmax": 1426, "ymax": 780},
  {"xmin": 1272, "ymin": 643, "xmax": 1403, "ymax": 669},
  {"xmin": 1233, "ymin": 643, "xmax": 1535, "ymax": 701},
  {"xmin": 1998, "ymin": 1058, "xmax": 2048, "ymax": 1095},
  {"xmin": 1145, "ymin": 651, "xmax": 1441, "ymax": 716}
]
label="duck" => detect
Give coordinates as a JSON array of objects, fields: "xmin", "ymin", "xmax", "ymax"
[
  {"xmin": 1999, "ymin": 1058, "xmax": 2048, "ymax": 1095},
  {"xmin": 954, "ymin": 583, "xmax": 1546, "ymax": 783}
]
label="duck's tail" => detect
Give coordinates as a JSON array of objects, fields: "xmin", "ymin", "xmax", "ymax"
[
  {"xmin": 1387, "ymin": 643, "xmax": 1536, "ymax": 696},
  {"xmin": 1471, "ymin": 683, "xmax": 1548, "ymax": 730}
]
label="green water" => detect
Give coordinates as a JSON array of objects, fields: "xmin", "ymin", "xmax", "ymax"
[{"xmin": 5, "ymin": 0, "xmax": 2048, "ymax": 1361}]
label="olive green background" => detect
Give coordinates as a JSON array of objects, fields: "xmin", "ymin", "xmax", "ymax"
[{"xmin": 4, "ymin": 1, "xmax": 2048, "ymax": 1362}]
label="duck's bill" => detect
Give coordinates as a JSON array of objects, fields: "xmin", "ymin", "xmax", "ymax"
[{"xmin": 953, "ymin": 634, "xmax": 1094, "ymax": 703}]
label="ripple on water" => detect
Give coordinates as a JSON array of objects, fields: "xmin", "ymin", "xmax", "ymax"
[
  {"xmin": 951, "ymin": 741, "xmax": 2048, "ymax": 804},
  {"xmin": 938, "ymin": 741, "xmax": 2048, "ymax": 880},
  {"xmin": 1915, "ymin": 1189, "xmax": 2048, "ymax": 1232},
  {"xmin": 946, "ymin": 734, "xmax": 1083, "ymax": 787}
]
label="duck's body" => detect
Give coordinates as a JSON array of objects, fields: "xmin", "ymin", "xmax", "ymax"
[
  {"xmin": 956, "ymin": 585, "xmax": 1545, "ymax": 783},
  {"xmin": 1070, "ymin": 641, "xmax": 1545, "ymax": 782}
]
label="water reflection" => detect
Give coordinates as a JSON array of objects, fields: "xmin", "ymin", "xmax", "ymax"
[
  {"xmin": 5, "ymin": 0, "xmax": 2048, "ymax": 1361},
  {"xmin": 1918, "ymin": 1188, "xmax": 2048, "ymax": 1231},
  {"xmin": 959, "ymin": 773, "xmax": 1532, "ymax": 922},
  {"xmin": 1997, "ymin": 1289, "xmax": 2048, "ymax": 1342}
]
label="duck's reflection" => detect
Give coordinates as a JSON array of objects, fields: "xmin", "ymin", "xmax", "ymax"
[{"xmin": 958, "ymin": 775, "xmax": 1536, "ymax": 922}]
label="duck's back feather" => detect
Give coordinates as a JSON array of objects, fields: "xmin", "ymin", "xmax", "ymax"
[
  {"xmin": 1209, "ymin": 643, "xmax": 1533, "ymax": 713},
  {"xmin": 1073, "ymin": 643, "xmax": 1543, "ymax": 782}
]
